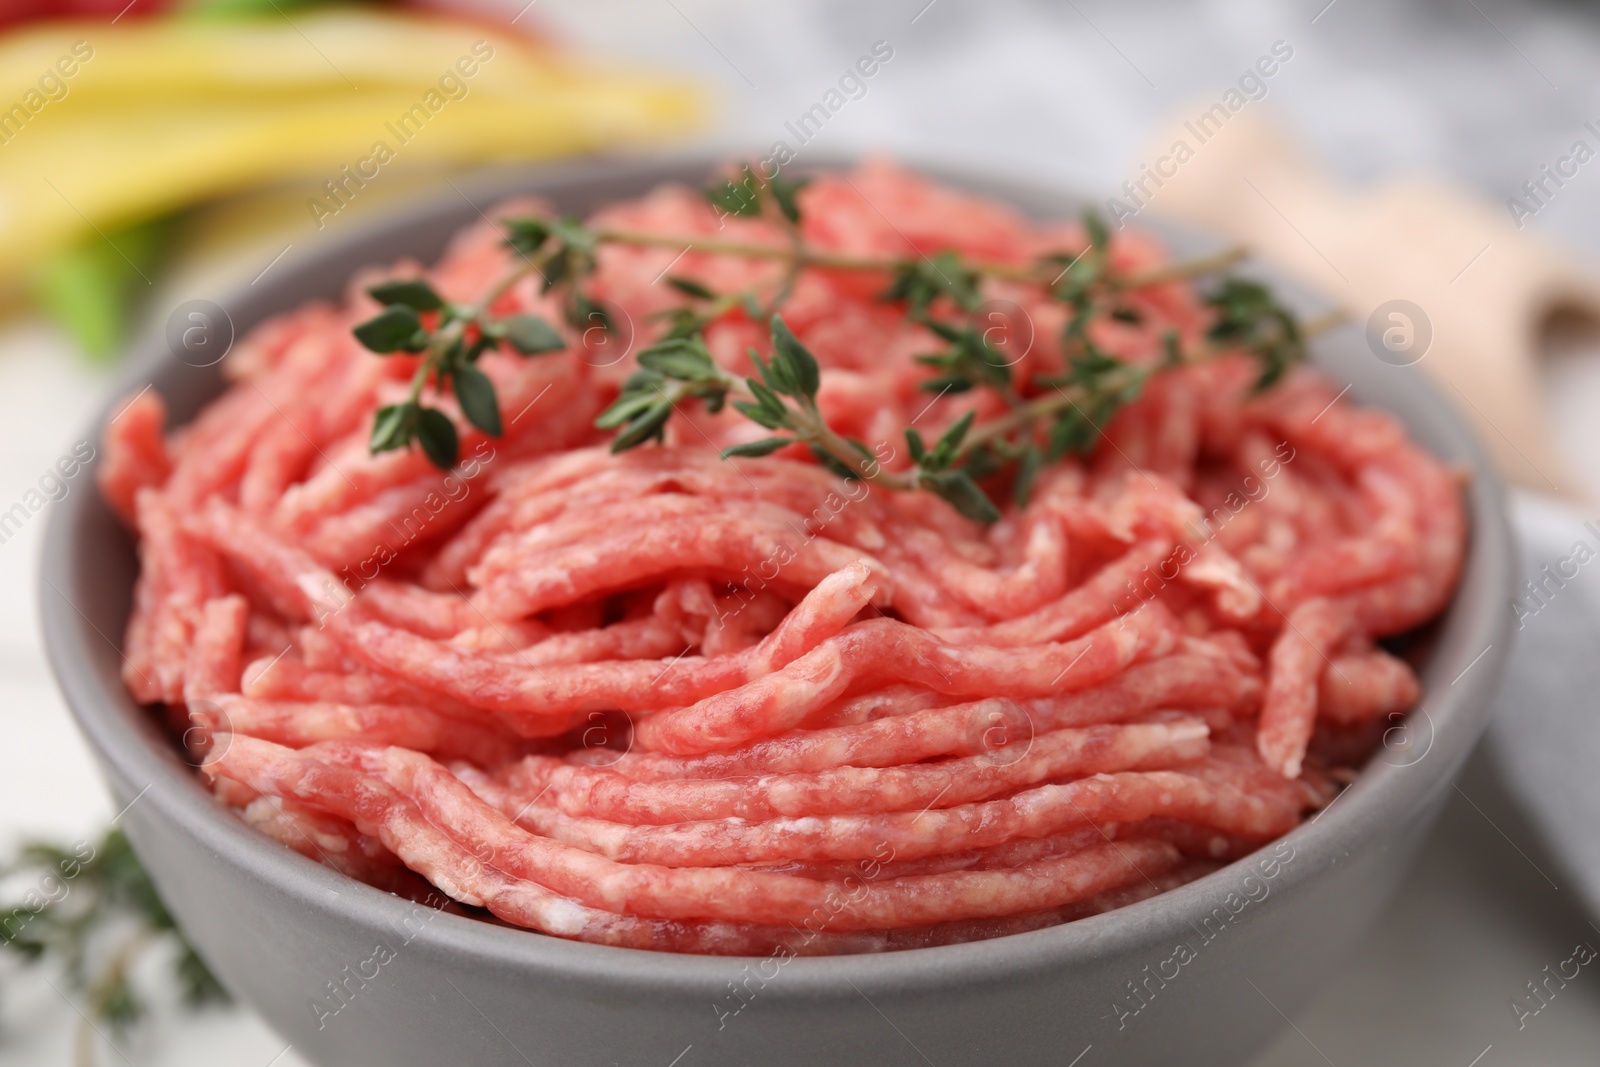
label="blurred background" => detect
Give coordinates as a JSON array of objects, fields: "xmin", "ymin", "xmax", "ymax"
[{"xmin": 5, "ymin": 0, "xmax": 1600, "ymax": 1063}]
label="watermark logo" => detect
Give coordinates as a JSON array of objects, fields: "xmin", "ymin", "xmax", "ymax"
[
  {"xmin": 308, "ymin": 890, "xmax": 452, "ymax": 1030},
  {"xmin": 1106, "ymin": 841, "xmax": 1295, "ymax": 1031},
  {"xmin": 0, "ymin": 40, "xmax": 94, "ymax": 148},
  {"xmin": 1365, "ymin": 299, "xmax": 1431, "ymax": 367},
  {"xmin": 776, "ymin": 41, "xmax": 895, "ymax": 152},
  {"xmin": 974, "ymin": 298, "xmax": 1034, "ymax": 369},
  {"xmin": 710, "ymin": 842, "xmax": 897, "ymax": 1032},
  {"xmin": 1108, "ymin": 40, "xmax": 1295, "ymax": 227},
  {"xmin": 181, "ymin": 697, "xmax": 234, "ymax": 766},
  {"xmin": 1112, "ymin": 442, "xmax": 1295, "ymax": 615},
  {"xmin": 0, "ymin": 440, "xmax": 95, "ymax": 548},
  {"xmin": 1510, "ymin": 941, "xmax": 1596, "ymax": 1030},
  {"xmin": 0, "ymin": 839, "xmax": 96, "ymax": 946},
  {"xmin": 324, "ymin": 441, "xmax": 496, "ymax": 615},
  {"xmin": 576, "ymin": 703, "xmax": 634, "ymax": 769},
  {"xmin": 308, "ymin": 42, "xmax": 495, "ymax": 230},
  {"xmin": 1509, "ymin": 523, "xmax": 1600, "ymax": 630},
  {"xmin": 1508, "ymin": 124, "xmax": 1600, "ymax": 229},
  {"xmin": 575, "ymin": 301, "xmax": 635, "ymax": 368},
  {"xmin": 1377, "ymin": 704, "xmax": 1433, "ymax": 768},
  {"xmin": 166, "ymin": 299, "xmax": 235, "ymax": 367},
  {"xmin": 972, "ymin": 701, "xmax": 1035, "ymax": 768}
]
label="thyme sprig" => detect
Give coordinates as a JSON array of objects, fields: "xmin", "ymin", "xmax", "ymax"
[
  {"xmin": 600, "ymin": 313, "xmax": 1008, "ymax": 522},
  {"xmin": 705, "ymin": 162, "xmax": 812, "ymax": 228},
  {"xmin": 1206, "ymin": 277, "xmax": 1302, "ymax": 390},
  {"xmin": 349, "ymin": 163, "xmax": 1317, "ymax": 523},
  {"xmin": 352, "ymin": 226, "xmax": 577, "ymax": 467},
  {"xmin": 1, "ymin": 827, "xmax": 227, "ymax": 1063}
]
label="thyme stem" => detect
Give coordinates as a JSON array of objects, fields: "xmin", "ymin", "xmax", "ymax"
[
  {"xmin": 404, "ymin": 257, "xmax": 547, "ymax": 404},
  {"xmin": 594, "ymin": 227, "xmax": 1247, "ymax": 289},
  {"xmin": 74, "ymin": 932, "xmax": 153, "ymax": 1067},
  {"xmin": 958, "ymin": 309, "xmax": 1343, "ymax": 457},
  {"xmin": 789, "ymin": 406, "xmax": 917, "ymax": 490},
  {"xmin": 1115, "ymin": 246, "xmax": 1249, "ymax": 289}
]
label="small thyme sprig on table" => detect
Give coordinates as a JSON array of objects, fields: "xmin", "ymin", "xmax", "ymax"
[
  {"xmin": 1, "ymin": 827, "xmax": 227, "ymax": 1066},
  {"xmin": 350, "ymin": 162, "xmax": 1321, "ymax": 523}
]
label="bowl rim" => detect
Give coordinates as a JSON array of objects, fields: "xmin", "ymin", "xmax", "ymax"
[{"xmin": 40, "ymin": 151, "xmax": 1517, "ymax": 994}]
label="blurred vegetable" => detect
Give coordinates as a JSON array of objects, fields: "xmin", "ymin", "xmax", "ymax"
[
  {"xmin": 30, "ymin": 215, "xmax": 176, "ymax": 360},
  {"xmin": 0, "ymin": 9, "xmax": 704, "ymax": 351},
  {"xmin": 180, "ymin": 0, "xmax": 360, "ymax": 17}
]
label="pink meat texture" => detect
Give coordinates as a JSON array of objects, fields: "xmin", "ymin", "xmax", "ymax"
[{"xmin": 99, "ymin": 161, "xmax": 1465, "ymax": 955}]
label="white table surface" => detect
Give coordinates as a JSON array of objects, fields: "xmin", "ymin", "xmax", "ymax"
[{"xmin": 7, "ymin": 0, "xmax": 1600, "ymax": 1063}]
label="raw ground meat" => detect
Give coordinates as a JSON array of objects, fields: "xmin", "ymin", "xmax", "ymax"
[{"xmin": 99, "ymin": 160, "xmax": 1465, "ymax": 955}]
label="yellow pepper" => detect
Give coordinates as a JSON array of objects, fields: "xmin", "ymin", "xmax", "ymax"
[{"xmin": 0, "ymin": 11, "xmax": 705, "ymax": 286}]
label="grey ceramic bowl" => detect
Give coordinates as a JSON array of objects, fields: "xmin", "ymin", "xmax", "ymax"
[{"xmin": 41, "ymin": 156, "xmax": 1514, "ymax": 1067}]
